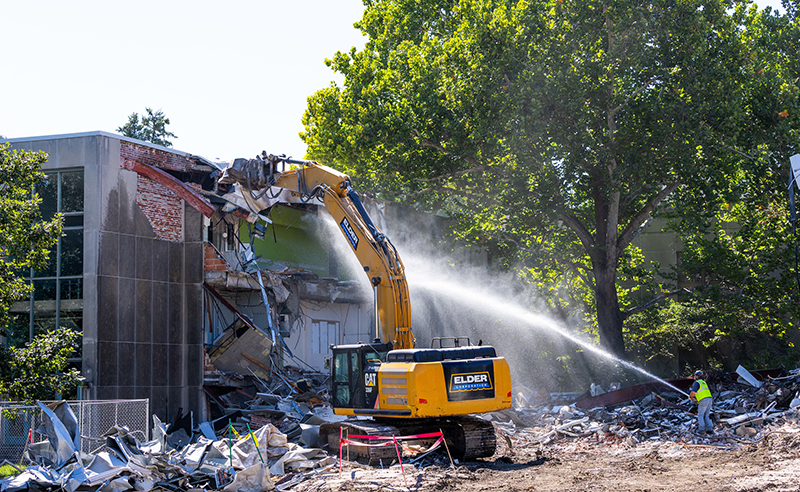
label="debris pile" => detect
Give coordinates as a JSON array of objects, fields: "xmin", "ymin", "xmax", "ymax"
[
  {"xmin": 5, "ymin": 365, "xmax": 800, "ymax": 491},
  {"xmin": 497, "ymin": 366, "xmax": 800, "ymax": 449},
  {"xmin": 1, "ymin": 401, "xmax": 336, "ymax": 492},
  {"xmin": 203, "ymin": 359, "xmax": 340, "ymax": 448}
]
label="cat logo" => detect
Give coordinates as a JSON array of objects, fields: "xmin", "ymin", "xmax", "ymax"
[
  {"xmin": 449, "ymin": 372, "xmax": 493, "ymax": 392},
  {"xmin": 364, "ymin": 372, "xmax": 377, "ymax": 387}
]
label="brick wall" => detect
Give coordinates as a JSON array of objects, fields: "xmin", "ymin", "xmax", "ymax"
[
  {"xmin": 120, "ymin": 141, "xmax": 199, "ymax": 242},
  {"xmin": 205, "ymin": 243, "xmax": 228, "ymax": 272},
  {"xmin": 120, "ymin": 141, "xmax": 198, "ymax": 174},
  {"xmin": 136, "ymin": 176, "xmax": 183, "ymax": 242}
]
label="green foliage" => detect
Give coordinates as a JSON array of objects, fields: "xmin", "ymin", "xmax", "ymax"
[
  {"xmin": 657, "ymin": 5, "xmax": 800, "ymax": 366},
  {"xmin": 0, "ymin": 328, "xmax": 82, "ymax": 402},
  {"xmin": 117, "ymin": 108, "xmax": 177, "ymax": 147},
  {"xmin": 0, "ymin": 144, "xmax": 79, "ymax": 402},
  {"xmin": 0, "ymin": 463, "xmax": 25, "ymax": 478},
  {"xmin": 303, "ymin": 0, "xmax": 800, "ymax": 357},
  {"xmin": 626, "ymin": 298, "xmax": 797, "ymax": 375},
  {"xmin": 0, "ymin": 144, "xmax": 62, "ymax": 330}
]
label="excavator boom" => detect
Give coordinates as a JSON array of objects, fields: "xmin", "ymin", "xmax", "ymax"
[{"xmin": 220, "ymin": 155, "xmax": 414, "ymax": 349}]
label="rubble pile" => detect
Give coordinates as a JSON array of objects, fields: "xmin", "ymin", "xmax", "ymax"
[
  {"xmin": 203, "ymin": 361, "xmax": 339, "ymax": 449},
  {"xmin": 4, "ymin": 366, "xmax": 800, "ymax": 491},
  {"xmin": 0, "ymin": 400, "xmax": 338, "ymax": 492},
  {"xmin": 496, "ymin": 366, "xmax": 800, "ymax": 449}
]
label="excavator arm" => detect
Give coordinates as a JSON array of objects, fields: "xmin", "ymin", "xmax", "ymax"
[{"xmin": 218, "ymin": 154, "xmax": 415, "ymax": 349}]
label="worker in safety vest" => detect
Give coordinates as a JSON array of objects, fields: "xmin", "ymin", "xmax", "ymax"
[{"xmin": 689, "ymin": 370, "xmax": 714, "ymax": 435}]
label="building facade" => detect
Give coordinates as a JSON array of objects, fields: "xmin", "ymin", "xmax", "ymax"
[
  {"xmin": 7, "ymin": 132, "xmax": 209, "ymax": 419},
  {"xmin": 4, "ymin": 132, "xmax": 375, "ymax": 421}
]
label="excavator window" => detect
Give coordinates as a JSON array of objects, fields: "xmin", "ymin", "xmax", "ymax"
[
  {"xmin": 330, "ymin": 343, "xmax": 391, "ymax": 409},
  {"xmin": 332, "ymin": 351, "xmax": 358, "ymax": 407}
]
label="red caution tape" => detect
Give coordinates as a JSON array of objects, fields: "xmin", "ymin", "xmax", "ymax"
[{"xmin": 345, "ymin": 431, "xmax": 443, "ymax": 441}]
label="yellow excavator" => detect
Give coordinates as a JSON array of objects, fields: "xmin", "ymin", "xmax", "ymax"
[{"xmin": 219, "ymin": 154, "xmax": 512, "ymax": 462}]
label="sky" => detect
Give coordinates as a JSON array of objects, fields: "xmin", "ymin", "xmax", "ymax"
[
  {"xmin": 1, "ymin": 0, "xmax": 786, "ymax": 164},
  {"xmin": 1, "ymin": 0, "xmax": 367, "ymax": 163}
]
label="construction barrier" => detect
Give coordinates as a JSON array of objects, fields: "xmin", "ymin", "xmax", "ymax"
[{"xmin": 338, "ymin": 430, "xmax": 454, "ymax": 486}]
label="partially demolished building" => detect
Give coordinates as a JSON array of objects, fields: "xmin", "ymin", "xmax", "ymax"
[{"xmin": 4, "ymin": 132, "xmax": 374, "ymax": 421}]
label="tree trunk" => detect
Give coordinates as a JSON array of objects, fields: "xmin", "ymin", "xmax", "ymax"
[{"xmin": 594, "ymin": 262, "xmax": 625, "ymax": 357}]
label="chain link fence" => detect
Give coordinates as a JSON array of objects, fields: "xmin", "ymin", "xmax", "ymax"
[{"xmin": 0, "ymin": 400, "xmax": 149, "ymax": 463}]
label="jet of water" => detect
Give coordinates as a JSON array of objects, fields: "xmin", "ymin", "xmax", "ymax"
[{"xmin": 411, "ymin": 277, "xmax": 691, "ymax": 399}]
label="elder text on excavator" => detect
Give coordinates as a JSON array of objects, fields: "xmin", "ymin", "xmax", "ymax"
[{"xmin": 218, "ymin": 153, "xmax": 512, "ymax": 463}]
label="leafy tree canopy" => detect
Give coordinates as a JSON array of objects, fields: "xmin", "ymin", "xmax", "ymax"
[
  {"xmin": 0, "ymin": 144, "xmax": 62, "ymax": 330},
  {"xmin": 0, "ymin": 328, "xmax": 82, "ymax": 402},
  {"xmin": 302, "ymin": 0, "xmax": 800, "ymax": 357},
  {"xmin": 0, "ymin": 144, "xmax": 80, "ymax": 401},
  {"xmin": 628, "ymin": 2, "xmax": 800, "ymax": 371},
  {"xmin": 117, "ymin": 107, "xmax": 177, "ymax": 147}
]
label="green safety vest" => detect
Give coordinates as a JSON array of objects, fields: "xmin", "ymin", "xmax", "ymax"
[{"xmin": 695, "ymin": 379, "xmax": 712, "ymax": 401}]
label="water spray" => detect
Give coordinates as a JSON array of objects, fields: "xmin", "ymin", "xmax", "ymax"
[{"xmin": 412, "ymin": 277, "xmax": 691, "ymax": 400}]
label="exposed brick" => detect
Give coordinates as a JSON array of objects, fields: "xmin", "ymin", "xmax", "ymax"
[
  {"xmin": 120, "ymin": 141, "xmax": 199, "ymax": 174},
  {"xmin": 204, "ymin": 244, "xmax": 228, "ymax": 272},
  {"xmin": 136, "ymin": 175, "xmax": 183, "ymax": 242},
  {"xmin": 119, "ymin": 141, "xmax": 196, "ymax": 243}
]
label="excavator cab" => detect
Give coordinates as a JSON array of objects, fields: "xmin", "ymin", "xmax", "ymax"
[{"xmin": 330, "ymin": 342, "xmax": 391, "ymax": 410}]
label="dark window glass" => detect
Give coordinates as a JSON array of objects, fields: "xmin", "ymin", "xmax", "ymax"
[
  {"xmin": 33, "ymin": 279, "xmax": 57, "ymax": 301},
  {"xmin": 59, "ymin": 308, "xmax": 83, "ymax": 332},
  {"xmin": 332, "ymin": 352, "xmax": 352, "ymax": 407},
  {"xmin": 333, "ymin": 352, "xmax": 350, "ymax": 382},
  {"xmin": 60, "ymin": 278, "xmax": 83, "ymax": 301},
  {"xmin": 33, "ymin": 316, "xmax": 57, "ymax": 338},
  {"xmin": 59, "ymin": 310, "xmax": 83, "ymax": 360},
  {"xmin": 5, "ymin": 312, "xmax": 30, "ymax": 348},
  {"xmin": 60, "ymin": 172, "xmax": 84, "ymax": 213},
  {"xmin": 37, "ymin": 177, "xmax": 58, "ymax": 220},
  {"xmin": 60, "ymin": 230, "xmax": 83, "ymax": 277},
  {"xmin": 63, "ymin": 215, "xmax": 83, "ymax": 227},
  {"xmin": 11, "ymin": 170, "xmax": 84, "ymax": 348}
]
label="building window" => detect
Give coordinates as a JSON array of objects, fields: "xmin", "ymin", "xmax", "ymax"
[
  {"xmin": 8, "ymin": 170, "xmax": 83, "ymax": 351},
  {"xmin": 311, "ymin": 320, "xmax": 339, "ymax": 354}
]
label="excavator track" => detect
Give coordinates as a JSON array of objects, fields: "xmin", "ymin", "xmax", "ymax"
[{"xmin": 319, "ymin": 416, "xmax": 496, "ymax": 465}]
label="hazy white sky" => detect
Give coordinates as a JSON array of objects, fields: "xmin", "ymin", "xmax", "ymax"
[
  {"xmin": 1, "ymin": 0, "xmax": 367, "ymax": 162},
  {"xmin": 1, "ymin": 0, "xmax": 786, "ymax": 164}
]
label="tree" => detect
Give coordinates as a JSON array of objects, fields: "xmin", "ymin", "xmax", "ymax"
[
  {"xmin": 117, "ymin": 107, "xmax": 177, "ymax": 147},
  {"xmin": 302, "ymin": 0, "xmax": 799, "ymax": 357},
  {"xmin": 0, "ymin": 143, "xmax": 62, "ymax": 330},
  {"xmin": 632, "ymin": 4, "xmax": 800, "ymax": 371},
  {"xmin": 0, "ymin": 144, "xmax": 79, "ymax": 401},
  {"xmin": 0, "ymin": 328, "xmax": 82, "ymax": 402}
]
